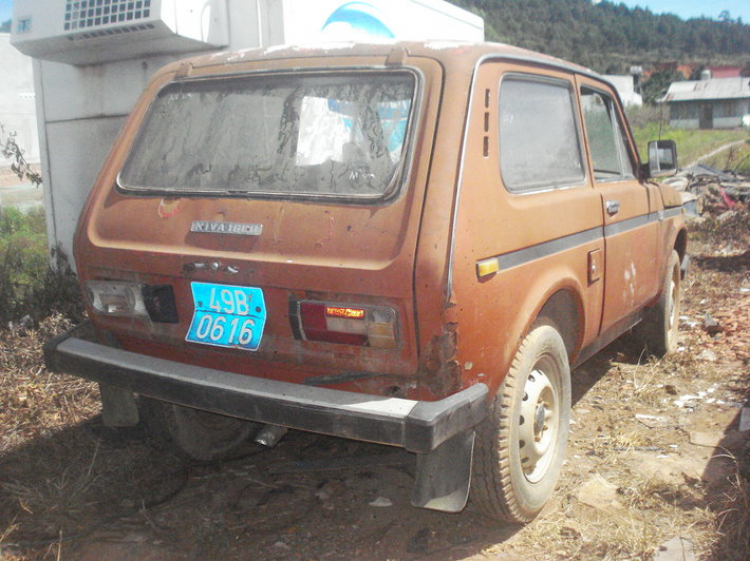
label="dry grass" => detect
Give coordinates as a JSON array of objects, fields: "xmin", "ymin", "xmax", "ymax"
[
  {"xmin": 0, "ymin": 217, "xmax": 748, "ymax": 560},
  {"xmin": 0, "ymin": 316, "xmax": 187, "ymax": 558}
]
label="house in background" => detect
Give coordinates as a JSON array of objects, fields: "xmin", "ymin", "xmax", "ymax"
[
  {"xmin": 706, "ymin": 65, "xmax": 743, "ymax": 79},
  {"xmin": 661, "ymin": 75, "xmax": 750, "ymax": 130}
]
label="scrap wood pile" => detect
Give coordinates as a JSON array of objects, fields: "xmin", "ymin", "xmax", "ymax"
[{"xmin": 665, "ymin": 164, "xmax": 750, "ymax": 218}]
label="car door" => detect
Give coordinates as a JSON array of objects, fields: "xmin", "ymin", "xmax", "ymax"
[{"xmin": 577, "ymin": 78, "xmax": 661, "ymax": 334}]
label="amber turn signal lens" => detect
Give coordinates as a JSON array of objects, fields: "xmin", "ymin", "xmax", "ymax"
[{"xmin": 325, "ymin": 306, "xmax": 366, "ymax": 319}]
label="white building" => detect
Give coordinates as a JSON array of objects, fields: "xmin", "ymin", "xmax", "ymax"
[
  {"xmin": 0, "ymin": 32, "xmax": 39, "ymax": 167},
  {"xmin": 10, "ymin": 0, "xmax": 483, "ymax": 264},
  {"xmin": 603, "ymin": 74, "xmax": 643, "ymax": 107},
  {"xmin": 662, "ymin": 76, "xmax": 750, "ymax": 130}
]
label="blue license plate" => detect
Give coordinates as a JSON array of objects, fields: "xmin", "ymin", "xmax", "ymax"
[{"xmin": 186, "ymin": 282, "xmax": 267, "ymax": 351}]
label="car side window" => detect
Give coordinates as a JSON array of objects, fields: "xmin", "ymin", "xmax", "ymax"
[
  {"xmin": 580, "ymin": 88, "xmax": 636, "ymax": 181},
  {"xmin": 499, "ymin": 75, "xmax": 586, "ymax": 193}
]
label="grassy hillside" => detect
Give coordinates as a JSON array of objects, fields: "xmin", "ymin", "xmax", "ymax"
[{"xmin": 453, "ymin": 0, "xmax": 750, "ymax": 73}]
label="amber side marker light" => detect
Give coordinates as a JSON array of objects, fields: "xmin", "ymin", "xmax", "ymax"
[{"xmin": 294, "ymin": 301, "xmax": 398, "ymax": 348}]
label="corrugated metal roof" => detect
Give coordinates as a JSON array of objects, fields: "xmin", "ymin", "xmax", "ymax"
[{"xmin": 662, "ymin": 77, "xmax": 750, "ymax": 102}]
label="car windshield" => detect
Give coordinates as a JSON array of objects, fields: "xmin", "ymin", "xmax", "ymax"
[{"xmin": 118, "ymin": 72, "xmax": 416, "ymax": 199}]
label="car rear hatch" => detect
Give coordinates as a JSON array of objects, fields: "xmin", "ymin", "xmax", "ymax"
[{"xmin": 75, "ymin": 54, "xmax": 443, "ymax": 395}]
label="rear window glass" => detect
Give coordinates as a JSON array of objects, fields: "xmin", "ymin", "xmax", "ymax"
[
  {"xmin": 119, "ymin": 72, "xmax": 416, "ymax": 199},
  {"xmin": 499, "ymin": 76, "xmax": 586, "ymax": 192}
]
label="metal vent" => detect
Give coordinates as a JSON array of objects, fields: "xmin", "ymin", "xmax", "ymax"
[
  {"xmin": 64, "ymin": 0, "xmax": 152, "ymax": 32},
  {"xmin": 66, "ymin": 22, "xmax": 156, "ymax": 40}
]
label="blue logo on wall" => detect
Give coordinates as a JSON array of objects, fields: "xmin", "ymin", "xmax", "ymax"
[{"xmin": 322, "ymin": 2, "xmax": 395, "ymax": 39}]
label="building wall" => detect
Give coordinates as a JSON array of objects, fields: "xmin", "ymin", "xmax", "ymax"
[
  {"xmin": 669, "ymin": 99, "xmax": 750, "ymax": 129},
  {"xmin": 28, "ymin": 0, "xmax": 263, "ymax": 263},
  {"xmin": 603, "ymin": 74, "xmax": 642, "ymax": 107},
  {"xmin": 0, "ymin": 33, "xmax": 39, "ymax": 166},
  {"xmin": 13, "ymin": 0, "xmax": 482, "ymax": 266}
]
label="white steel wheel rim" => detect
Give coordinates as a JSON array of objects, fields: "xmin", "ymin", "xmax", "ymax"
[{"xmin": 518, "ymin": 365, "xmax": 559, "ymax": 483}]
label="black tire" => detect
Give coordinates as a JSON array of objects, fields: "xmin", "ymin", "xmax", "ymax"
[
  {"xmin": 633, "ymin": 250, "xmax": 681, "ymax": 357},
  {"xmin": 141, "ymin": 398, "xmax": 258, "ymax": 462},
  {"xmin": 472, "ymin": 323, "xmax": 571, "ymax": 523}
]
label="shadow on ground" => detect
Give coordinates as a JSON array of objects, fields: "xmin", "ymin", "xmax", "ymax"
[
  {"xmin": 1, "ymin": 411, "xmax": 521, "ymax": 560},
  {"xmin": 1, "ymin": 338, "xmax": 698, "ymax": 560}
]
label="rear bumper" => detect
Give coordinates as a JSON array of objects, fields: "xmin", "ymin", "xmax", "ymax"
[{"xmin": 44, "ymin": 324, "xmax": 488, "ymax": 454}]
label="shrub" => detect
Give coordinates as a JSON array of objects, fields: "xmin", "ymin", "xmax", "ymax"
[{"xmin": 0, "ymin": 207, "xmax": 83, "ymax": 327}]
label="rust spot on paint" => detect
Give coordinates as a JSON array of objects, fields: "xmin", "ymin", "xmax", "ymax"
[
  {"xmin": 418, "ymin": 323, "xmax": 462, "ymax": 397},
  {"xmin": 157, "ymin": 198, "xmax": 181, "ymax": 219}
]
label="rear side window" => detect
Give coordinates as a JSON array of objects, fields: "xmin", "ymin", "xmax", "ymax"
[
  {"xmin": 499, "ymin": 76, "xmax": 585, "ymax": 193},
  {"xmin": 119, "ymin": 72, "xmax": 416, "ymax": 200},
  {"xmin": 580, "ymin": 88, "xmax": 636, "ymax": 180}
]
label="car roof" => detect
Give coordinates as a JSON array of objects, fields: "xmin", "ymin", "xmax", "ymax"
[{"xmin": 173, "ymin": 40, "xmax": 600, "ymax": 81}]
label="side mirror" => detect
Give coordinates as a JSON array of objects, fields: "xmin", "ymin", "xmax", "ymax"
[{"xmin": 647, "ymin": 139, "xmax": 678, "ymax": 178}]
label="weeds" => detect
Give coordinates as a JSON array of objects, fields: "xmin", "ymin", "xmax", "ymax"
[{"xmin": 0, "ymin": 207, "xmax": 83, "ymax": 327}]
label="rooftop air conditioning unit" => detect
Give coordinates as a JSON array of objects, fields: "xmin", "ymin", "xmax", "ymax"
[{"xmin": 11, "ymin": 0, "xmax": 228, "ymax": 66}]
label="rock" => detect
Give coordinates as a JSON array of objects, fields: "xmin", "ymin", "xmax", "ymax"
[
  {"xmin": 635, "ymin": 413, "xmax": 670, "ymax": 428},
  {"xmin": 689, "ymin": 430, "xmax": 748, "ymax": 449},
  {"xmin": 577, "ymin": 475, "xmax": 620, "ymax": 510},
  {"xmin": 315, "ymin": 480, "xmax": 343, "ymax": 501},
  {"xmin": 368, "ymin": 496, "xmax": 393, "ymax": 507},
  {"xmin": 702, "ymin": 313, "xmax": 724, "ymax": 335},
  {"xmin": 697, "ymin": 349, "xmax": 717, "ymax": 362},
  {"xmin": 717, "ymin": 210, "xmax": 738, "ymax": 223},
  {"xmin": 654, "ymin": 537, "xmax": 695, "ymax": 561}
]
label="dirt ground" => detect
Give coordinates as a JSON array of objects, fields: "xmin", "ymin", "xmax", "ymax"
[{"xmin": 0, "ymin": 219, "xmax": 748, "ymax": 561}]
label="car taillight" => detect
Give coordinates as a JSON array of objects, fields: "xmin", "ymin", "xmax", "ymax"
[
  {"xmin": 84, "ymin": 280, "xmax": 148, "ymax": 317},
  {"xmin": 293, "ymin": 301, "xmax": 398, "ymax": 349},
  {"xmin": 84, "ymin": 281, "xmax": 178, "ymax": 323}
]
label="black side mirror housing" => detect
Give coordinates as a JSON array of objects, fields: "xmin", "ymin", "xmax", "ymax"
[{"xmin": 646, "ymin": 139, "xmax": 678, "ymax": 178}]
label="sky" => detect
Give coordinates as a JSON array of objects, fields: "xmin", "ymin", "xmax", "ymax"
[
  {"xmin": 616, "ymin": 0, "xmax": 750, "ymax": 21},
  {"xmin": 0, "ymin": 0, "xmax": 749, "ymax": 26}
]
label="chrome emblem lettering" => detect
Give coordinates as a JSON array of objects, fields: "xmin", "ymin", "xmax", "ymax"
[{"xmin": 190, "ymin": 221, "xmax": 263, "ymax": 236}]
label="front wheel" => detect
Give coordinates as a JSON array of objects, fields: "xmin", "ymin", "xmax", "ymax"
[
  {"xmin": 633, "ymin": 249, "xmax": 681, "ymax": 357},
  {"xmin": 472, "ymin": 323, "xmax": 571, "ymax": 523}
]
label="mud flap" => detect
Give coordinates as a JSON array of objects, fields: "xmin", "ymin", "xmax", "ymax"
[
  {"xmin": 411, "ymin": 430, "xmax": 475, "ymax": 513},
  {"xmin": 99, "ymin": 383, "xmax": 139, "ymax": 427}
]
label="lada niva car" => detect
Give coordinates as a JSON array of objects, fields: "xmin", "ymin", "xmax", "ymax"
[{"xmin": 45, "ymin": 41, "xmax": 687, "ymax": 523}]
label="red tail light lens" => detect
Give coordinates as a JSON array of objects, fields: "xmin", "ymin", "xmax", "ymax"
[{"xmin": 294, "ymin": 301, "xmax": 397, "ymax": 348}]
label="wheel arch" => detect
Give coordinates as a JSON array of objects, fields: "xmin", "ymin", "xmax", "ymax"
[
  {"xmin": 674, "ymin": 227, "xmax": 688, "ymax": 262},
  {"xmin": 537, "ymin": 288, "xmax": 582, "ymax": 360}
]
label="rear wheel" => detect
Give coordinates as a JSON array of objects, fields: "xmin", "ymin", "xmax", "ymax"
[
  {"xmin": 142, "ymin": 398, "xmax": 258, "ymax": 462},
  {"xmin": 472, "ymin": 323, "xmax": 571, "ymax": 523},
  {"xmin": 633, "ymin": 250, "xmax": 681, "ymax": 357}
]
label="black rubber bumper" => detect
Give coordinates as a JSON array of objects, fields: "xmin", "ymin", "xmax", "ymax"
[{"xmin": 44, "ymin": 325, "xmax": 489, "ymax": 454}]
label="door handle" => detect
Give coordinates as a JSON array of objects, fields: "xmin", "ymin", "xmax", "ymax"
[{"xmin": 605, "ymin": 200, "xmax": 620, "ymax": 215}]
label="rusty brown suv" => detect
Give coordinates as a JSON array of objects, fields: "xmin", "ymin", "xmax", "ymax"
[{"xmin": 45, "ymin": 41, "xmax": 687, "ymax": 523}]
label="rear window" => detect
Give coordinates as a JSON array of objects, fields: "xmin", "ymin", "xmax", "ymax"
[{"xmin": 118, "ymin": 72, "xmax": 416, "ymax": 200}]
